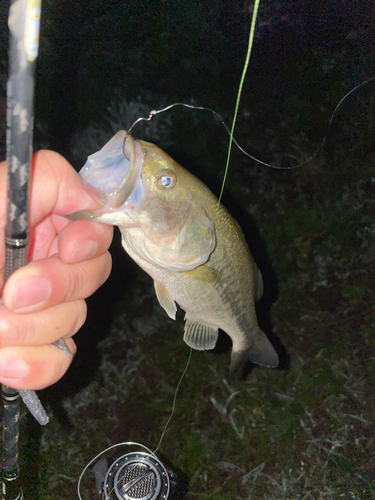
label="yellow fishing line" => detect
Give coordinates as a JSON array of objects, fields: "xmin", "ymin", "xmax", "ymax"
[
  {"xmin": 192, "ymin": 0, "xmax": 261, "ymax": 307},
  {"xmin": 217, "ymin": 0, "xmax": 260, "ymax": 209},
  {"xmin": 154, "ymin": 2, "xmax": 261, "ymax": 453},
  {"xmin": 153, "ymin": 347, "xmax": 193, "ymax": 455}
]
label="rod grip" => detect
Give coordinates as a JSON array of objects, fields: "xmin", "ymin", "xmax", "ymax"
[{"xmin": 4, "ymin": 237, "xmax": 29, "ymax": 282}]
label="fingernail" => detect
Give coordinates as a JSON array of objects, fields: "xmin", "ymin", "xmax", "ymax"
[
  {"xmin": 12, "ymin": 277, "xmax": 51, "ymax": 312},
  {"xmin": 68, "ymin": 239, "xmax": 98, "ymax": 264},
  {"xmin": 0, "ymin": 357, "xmax": 29, "ymax": 380}
]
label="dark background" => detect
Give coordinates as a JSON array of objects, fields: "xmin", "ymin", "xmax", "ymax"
[
  {"xmin": 1, "ymin": 0, "xmax": 374, "ymax": 165},
  {"xmin": 0, "ymin": 1, "xmax": 374, "ymax": 499}
]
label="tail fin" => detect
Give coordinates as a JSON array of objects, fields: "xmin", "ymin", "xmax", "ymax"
[{"xmin": 230, "ymin": 328, "xmax": 279, "ymax": 374}]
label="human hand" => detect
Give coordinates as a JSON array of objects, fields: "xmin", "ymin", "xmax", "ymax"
[{"xmin": 0, "ymin": 150, "xmax": 113, "ymax": 390}]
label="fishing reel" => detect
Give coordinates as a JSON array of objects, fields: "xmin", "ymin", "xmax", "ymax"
[{"xmin": 79, "ymin": 442, "xmax": 178, "ymax": 500}]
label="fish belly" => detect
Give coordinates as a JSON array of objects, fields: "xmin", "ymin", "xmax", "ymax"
[{"xmin": 121, "ymin": 229, "xmax": 256, "ymax": 350}]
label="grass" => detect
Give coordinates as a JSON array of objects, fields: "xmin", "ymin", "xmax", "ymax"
[{"xmin": 22, "ymin": 122, "xmax": 375, "ymax": 498}]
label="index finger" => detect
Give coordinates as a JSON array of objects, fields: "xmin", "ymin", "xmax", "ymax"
[
  {"xmin": 29, "ymin": 150, "xmax": 104, "ymax": 225},
  {"xmin": 0, "ymin": 151, "xmax": 105, "ymax": 290}
]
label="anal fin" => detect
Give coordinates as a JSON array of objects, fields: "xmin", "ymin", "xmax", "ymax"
[
  {"xmin": 154, "ymin": 281, "xmax": 177, "ymax": 320},
  {"xmin": 183, "ymin": 314, "xmax": 218, "ymax": 351}
]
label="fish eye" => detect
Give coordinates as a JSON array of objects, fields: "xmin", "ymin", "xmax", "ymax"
[{"xmin": 157, "ymin": 171, "xmax": 177, "ymax": 189}]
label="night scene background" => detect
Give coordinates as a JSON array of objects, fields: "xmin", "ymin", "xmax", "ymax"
[{"xmin": 0, "ymin": 1, "xmax": 374, "ymax": 498}]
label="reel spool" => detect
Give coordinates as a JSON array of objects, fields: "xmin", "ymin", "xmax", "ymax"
[
  {"xmin": 103, "ymin": 451, "xmax": 170, "ymax": 500},
  {"xmin": 81, "ymin": 442, "xmax": 177, "ymax": 500}
]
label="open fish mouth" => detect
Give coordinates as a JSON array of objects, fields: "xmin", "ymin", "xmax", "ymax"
[
  {"xmin": 67, "ymin": 131, "xmax": 145, "ymax": 221},
  {"xmin": 79, "ymin": 131, "xmax": 143, "ymax": 208}
]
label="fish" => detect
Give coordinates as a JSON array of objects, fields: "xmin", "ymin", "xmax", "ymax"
[{"xmin": 68, "ymin": 131, "xmax": 279, "ymax": 373}]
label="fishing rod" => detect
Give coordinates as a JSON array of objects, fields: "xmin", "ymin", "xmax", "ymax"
[{"xmin": 2, "ymin": 0, "xmax": 47, "ymax": 498}]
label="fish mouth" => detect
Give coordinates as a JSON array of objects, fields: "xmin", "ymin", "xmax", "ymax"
[{"xmin": 67, "ymin": 131, "xmax": 144, "ymax": 222}]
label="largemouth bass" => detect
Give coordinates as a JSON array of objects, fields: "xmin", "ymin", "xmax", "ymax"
[{"xmin": 68, "ymin": 131, "xmax": 279, "ymax": 373}]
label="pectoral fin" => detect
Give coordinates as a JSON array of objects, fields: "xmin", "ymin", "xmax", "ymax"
[
  {"xmin": 183, "ymin": 314, "xmax": 218, "ymax": 350},
  {"xmin": 154, "ymin": 281, "xmax": 177, "ymax": 320},
  {"xmin": 180, "ymin": 265, "xmax": 218, "ymax": 284}
]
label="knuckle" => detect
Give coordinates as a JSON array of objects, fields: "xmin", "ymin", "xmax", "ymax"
[
  {"xmin": 101, "ymin": 252, "xmax": 112, "ymax": 284},
  {"xmin": 50, "ymin": 348, "xmax": 72, "ymax": 386},
  {"xmin": 66, "ymin": 265, "xmax": 87, "ymax": 301},
  {"xmin": 65, "ymin": 252, "xmax": 112, "ymax": 302},
  {"xmin": 71, "ymin": 300, "xmax": 87, "ymax": 334}
]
